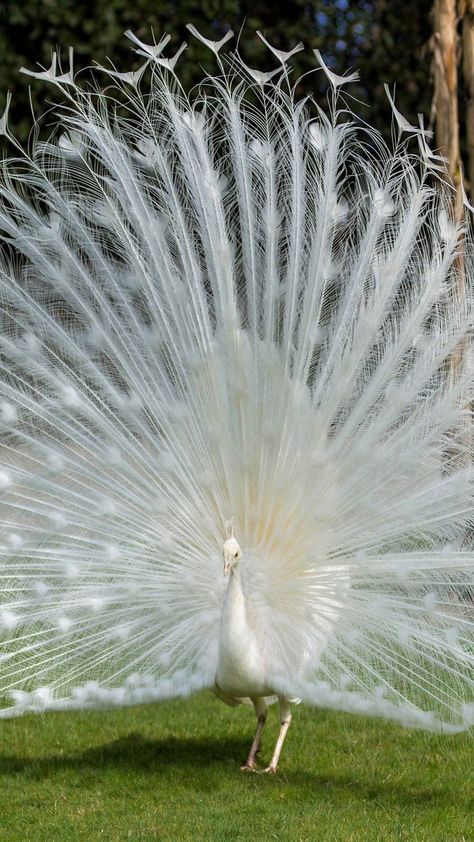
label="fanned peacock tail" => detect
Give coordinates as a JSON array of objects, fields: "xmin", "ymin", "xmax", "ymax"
[{"xmin": 0, "ymin": 28, "xmax": 473, "ymax": 731}]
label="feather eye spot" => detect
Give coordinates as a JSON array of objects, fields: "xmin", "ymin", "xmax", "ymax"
[
  {"xmin": 0, "ymin": 401, "xmax": 17, "ymax": 424},
  {"xmin": 0, "ymin": 471, "xmax": 12, "ymax": 490},
  {"xmin": 0, "ymin": 609, "xmax": 19, "ymax": 630}
]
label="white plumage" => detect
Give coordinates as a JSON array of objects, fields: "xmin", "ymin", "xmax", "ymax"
[{"xmin": 0, "ymin": 27, "xmax": 473, "ymax": 772}]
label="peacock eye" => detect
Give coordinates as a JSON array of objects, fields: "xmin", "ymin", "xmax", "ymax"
[{"xmin": 234, "ymin": 552, "xmax": 239, "ymax": 558}]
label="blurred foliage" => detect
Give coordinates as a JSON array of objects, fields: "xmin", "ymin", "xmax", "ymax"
[{"xmin": 0, "ymin": 0, "xmax": 433, "ymax": 144}]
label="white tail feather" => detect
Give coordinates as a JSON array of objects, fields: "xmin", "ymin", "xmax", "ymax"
[{"xmin": 0, "ymin": 33, "xmax": 473, "ymax": 733}]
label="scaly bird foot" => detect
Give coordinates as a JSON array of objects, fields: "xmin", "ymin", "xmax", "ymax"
[
  {"xmin": 240, "ymin": 762, "xmax": 257, "ymax": 772},
  {"xmin": 263, "ymin": 765, "xmax": 277, "ymax": 774}
]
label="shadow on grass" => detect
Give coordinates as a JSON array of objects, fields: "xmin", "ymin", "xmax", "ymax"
[
  {"xmin": 0, "ymin": 733, "xmax": 248, "ymax": 774},
  {"xmin": 0, "ymin": 732, "xmax": 452, "ymax": 805}
]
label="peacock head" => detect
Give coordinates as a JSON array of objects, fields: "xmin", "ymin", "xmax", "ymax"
[{"xmin": 223, "ymin": 522, "xmax": 242, "ymax": 576}]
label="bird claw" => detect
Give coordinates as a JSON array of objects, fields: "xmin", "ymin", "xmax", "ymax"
[
  {"xmin": 263, "ymin": 766, "xmax": 277, "ymax": 774},
  {"xmin": 240, "ymin": 762, "xmax": 257, "ymax": 772}
]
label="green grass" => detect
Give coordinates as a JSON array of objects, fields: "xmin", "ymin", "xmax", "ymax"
[{"xmin": 0, "ymin": 693, "xmax": 472, "ymax": 841}]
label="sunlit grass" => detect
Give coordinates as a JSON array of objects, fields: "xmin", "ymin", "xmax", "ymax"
[{"xmin": 0, "ymin": 692, "xmax": 472, "ymax": 841}]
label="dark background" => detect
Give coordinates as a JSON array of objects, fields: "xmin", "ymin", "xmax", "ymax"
[{"xmin": 0, "ymin": 0, "xmax": 434, "ymax": 143}]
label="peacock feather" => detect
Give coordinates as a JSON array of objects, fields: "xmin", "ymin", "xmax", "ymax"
[{"xmin": 0, "ymin": 27, "xmax": 472, "ymax": 771}]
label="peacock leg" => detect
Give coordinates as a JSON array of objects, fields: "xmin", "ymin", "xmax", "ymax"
[
  {"xmin": 240, "ymin": 697, "xmax": 267, "ymax": 771},
  {"xmin": 264, "ymin": 700, "xmax": 292, "ymax": 774}
]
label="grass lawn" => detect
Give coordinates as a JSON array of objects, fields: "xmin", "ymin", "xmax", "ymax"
[{"xmin": 0, "ymin": 692, "xmax": 472, "ymax": 841}]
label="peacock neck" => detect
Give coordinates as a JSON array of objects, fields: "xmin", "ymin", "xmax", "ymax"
[
  {"xmin": 221, "ymin": 565, "xmax": 247, "ymax": 633},
  {"xmin": 216, "ymin": 559, "xmax": 269, "ymax": 699}
]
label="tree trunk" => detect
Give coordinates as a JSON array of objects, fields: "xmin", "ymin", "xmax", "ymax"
[
  {"xmin": 432, "ymin": 0, "xmax": 462, "ymax": 214},
  {"xmin": 432, "ymin": 1, "xmax": 470, "ymax": 469},
  {"xmin": 462, "ymin": 0, "xmax": 474, "ymax": 195}
]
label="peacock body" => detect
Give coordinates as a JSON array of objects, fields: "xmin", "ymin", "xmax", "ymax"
[{"xmin": 0, "ymin": 26, "xmax": 473, "ymax": 771}]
